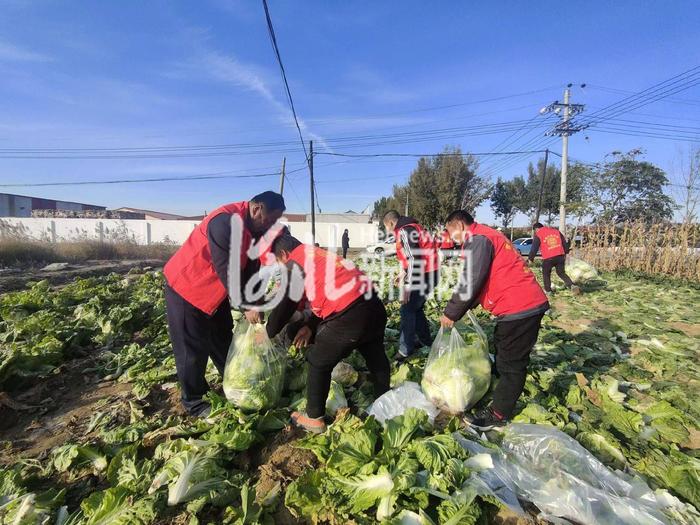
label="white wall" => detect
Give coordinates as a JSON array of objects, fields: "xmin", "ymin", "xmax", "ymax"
[{"xmin": 0, "ymin": 217, "xmax": 379, "ymax": 248}]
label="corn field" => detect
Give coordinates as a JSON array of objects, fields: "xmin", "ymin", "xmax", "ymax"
[{"xmin": 574, "ymin": 221, "xmax": 700, "ymax": 281}]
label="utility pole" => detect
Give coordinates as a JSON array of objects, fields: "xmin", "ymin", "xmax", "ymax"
[
  {"xmin": 534, "ymin": 148, "xmax": 549, "ymax": 224},
  {"xmin": 404, "ymin": 191, "xmax": 409, "ymax": 216},
  {"xmin": 540, "ymin": 84, "xmax": 587, "ymax": 235},
  {"xmin": 309, "ymin": 141, "xmax": 315, "ymax": 244},
  {"xmin": 279, "ymin": 157, "xmax": 286, "ymax": 196},
  {"xmin": 559, "ymin": 89, "xmax": 571, "ymax": 234}
]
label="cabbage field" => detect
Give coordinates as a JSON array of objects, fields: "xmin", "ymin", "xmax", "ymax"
[{"xmin": 1, "ymin": 260, "xmax": 699, "ymax": 524}]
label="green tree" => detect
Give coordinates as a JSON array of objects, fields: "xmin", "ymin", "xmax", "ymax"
[
  {"xmin": 586, "ymin": 149, "xmax": 676, "ymax": 224},
  {"xmin": 371, "ymin": 146, "xmax": 489, "ymax": 228},
  {"xmin": 490, "ymin": 177, "xmax": 518, "ymax": 230},
  {"xmin": 513, "ymin": 156, "xmax": 587, "ymax": 225}
]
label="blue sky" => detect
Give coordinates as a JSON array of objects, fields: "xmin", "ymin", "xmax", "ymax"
[{"xmin": 0, "ymin": 1, "xmax": 698, "ymax": 224}]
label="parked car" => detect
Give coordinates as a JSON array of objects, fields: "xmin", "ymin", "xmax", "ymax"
[
  {"xmin": 512, "ymin": 237, "xmax": 540, "ymax": 256},
  {"xmin": 366, "ymin": 236, "xmax": 397, "ymax": 256}
]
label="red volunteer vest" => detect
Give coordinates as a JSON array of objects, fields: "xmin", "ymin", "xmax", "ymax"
[
  {"xmin": 438, "ymin": 229, "xmax": 455, "ymax": 250},
  {"xmin": 466, "ymin": 223, "xmax": 547, "ymax": 317},
  {"xmin": 535, "ymin": 226, "xmax": 566, "ymax": 259},
  {"xmin": 164, "ymin": 201, "xmax": 252, "ymax": 315},
  {"xmin": 288, "ymin": 244, "xmax": 368, "ymax": 319},
  {"xmin": 394, "ymin": 222, "xmax": 439, "ymax": 274}
]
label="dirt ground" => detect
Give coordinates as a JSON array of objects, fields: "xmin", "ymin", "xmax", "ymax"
[
  {"xmin": 0, "ymin": 258, "xmax": 165, "ymax": 293},
  {"xmin": 0, "ymin": 354, "xmax": 134, "ymax": 464}
]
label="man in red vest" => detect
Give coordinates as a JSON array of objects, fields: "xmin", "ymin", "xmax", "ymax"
[
  {"xmin": 440, "ymin": 210, "xmax": 549, "ymax": 430},
  {"xmin": 265, "ymin": 234, "xmax": 390, "ymax": 433},
  {"xmin": 382, "ymin": 210, "xmax": 440, "ymax": 360},
  {"xmin": 529, "ymin": 222, "xmax": 580, "ymax": 295},
  {"xmin": 163, "ymin": 191, "xmax": 285, "ymax": 417}
]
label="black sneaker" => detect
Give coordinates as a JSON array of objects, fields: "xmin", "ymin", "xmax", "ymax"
[{"xmin": 465, "ymin": 407, "xmax": 507, "ymax": 431}]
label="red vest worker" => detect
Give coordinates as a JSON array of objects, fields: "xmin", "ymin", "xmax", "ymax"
[
  {"xmin": 382, "ymin": 210, "xmax": 440, "ymax": 360},
  {"xmin": 530, "ymin": 223, "xmax": 580, "ymax": 295},
  {"xmin": 265, "ymin": 235, "xmax": 390, "ymax": 433},
  {"xmin": 163, "ymin": 191, "xmax": 285, "ymax": 417},
  {"xmin": 440, "ymin": 210, "xmax": 549, "ymax": 430}
]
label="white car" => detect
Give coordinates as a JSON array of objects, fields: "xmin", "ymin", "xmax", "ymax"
[{"xmin": 365, "ymin": 236, "xmax": 397, "ymax": 256}]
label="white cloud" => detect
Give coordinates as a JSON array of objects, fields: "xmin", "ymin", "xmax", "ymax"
[
  {"xmin": 0, "ymin": 41, "xmax": 51, "ymax": 62},
  {"xmin": 172, "ymin": 45, "xmax": 331, "ymax": 152}
]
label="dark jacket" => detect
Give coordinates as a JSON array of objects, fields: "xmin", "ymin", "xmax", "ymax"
[{"xmin": 341, "ymin": 231, "xmax": 350, "ymax": 249}]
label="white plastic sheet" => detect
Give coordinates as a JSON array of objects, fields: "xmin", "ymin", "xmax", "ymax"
[
  {"xmin": 368, "ymin": 381, "xmax": 439, "ymax": 424},
  {"xmin": 457, "ymin": 424, "xmax": 699, "ymax": 525}
]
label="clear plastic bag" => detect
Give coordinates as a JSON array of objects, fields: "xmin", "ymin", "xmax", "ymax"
[
  {"xmin": 223, "ymin": 322, "xmax": 286, "ymax": 411},
  {"xmin": 368, "ymin": 381, "xmax": 439, "ymax": 424},
  {"xmin": 497, "ymin": 424, "xmax": 686, "ymax": 525},
  {"xmin": 566, "ymin": 256, "xmax": 599, "ymax": 283},
  {"xmin": 421, "ymin": 312, "xmax": 491, "ymax": 414}
]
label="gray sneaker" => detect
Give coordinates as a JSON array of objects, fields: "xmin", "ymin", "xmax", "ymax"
[{"xmin": 195, "ymin": 405, "xmax": 212, "ymax": 419}]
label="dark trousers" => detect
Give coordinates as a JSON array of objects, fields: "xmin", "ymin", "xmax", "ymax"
[
  {"xmin": 399, "ymin": 270, "xmax": 438, "ymax": 357},
  {"xmin": 399, "ymin": 292, "xmax": 432, "ymax": 357},
  {"xmin": 492, "ymin": 312, "xmax": 544, "ymax": 418},
  {"xmin": 305, "ymin": 296, "xmax": 390, "ymax": 418},
  {"xmin": 165, "ymin": 284, "xmax": 232, "ymax": 415},
  {"xmin": 541, "ymin": 254, "xmax": 574, "ymax": 292},
  {"xmin": 342, "ymin": 246, "xmax": 349, "ymax": 258}
]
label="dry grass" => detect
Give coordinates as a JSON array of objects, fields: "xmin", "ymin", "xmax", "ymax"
[
  {"xmin": 575, "ymin": 222, "xmax": 700, "ymax": 281},
  {"xmin": 0, "ymin": 239, "xmax": 177, "ymax": 267}
]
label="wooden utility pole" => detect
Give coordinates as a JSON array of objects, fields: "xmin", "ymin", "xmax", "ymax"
[
  {"xmin": 309, "ymin": 141, "xmax": 315, "ymax": 244},
  {"xmin": 534, "ymin": 148, "xmax": 549, "ymax": 225},
  {"xmin": 279, "ymin": 157, "xmax": 286, "ymax": 195}
]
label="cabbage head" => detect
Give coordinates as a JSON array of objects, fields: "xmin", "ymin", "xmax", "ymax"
[
  {"xmin": 566, "ymin": 257, "xmax": 598, "ymax": 283},
  {"xmin": 421, "ymin": 312, "xmax": 491, "ymax": 414},
  {"xmin": 331, "ymin": 362, "xmax": 359, "ymax": 386},
  {"xmin": 223, "ymin": 323, "xmax": 286, "ymax": 411},
  {"xmin": 326, "ymin": 380, "xmax": 348, "ymax": 416}
]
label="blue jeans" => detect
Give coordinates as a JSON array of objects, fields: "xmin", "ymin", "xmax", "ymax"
[{"xmin": 399, "ymin": 290, "xmax": 433, "ymax": 357}]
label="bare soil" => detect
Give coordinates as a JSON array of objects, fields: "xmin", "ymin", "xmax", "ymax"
[
  {"xmin": 669, "ymin": 321, "xmax": 700, "ymax": 338},
  {"xmin": 0, "ymin": 355, "xmax": 134, "ymax": 464},
  {"xmin": 0, "ymin": 259, "xmax": 165, "ymax": 293},
  {"xmin": 254, "ymin": 426, "xmax": 318, "ymax": 525}
]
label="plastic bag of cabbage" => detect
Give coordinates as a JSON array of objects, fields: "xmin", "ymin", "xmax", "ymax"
[
  {"xmin": 223, "ymin": 322, "xmax": 286, "ymax": 411},
  {"xmin": 421, "ymin": 311, "xmax": 491, "ymax": 414},
  {"xmin": 567, "ymin": 256, "xmax": 599, "ymax": 283}
]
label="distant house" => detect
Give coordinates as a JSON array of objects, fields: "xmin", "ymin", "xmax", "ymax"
[
  {"xmin": 281, "ymin": 213, "xmax": 307, "ymax": 223},
  {"xmin": 112, "ymin": 207, "xmax": 186, "ymax": 220},
  {"xmin": 0, "ymin": 192, "xmax": 105, "ymax": 217},
  {"xmin": 305, "ymin": 211, "xmax": 372, "ymax": 224}
]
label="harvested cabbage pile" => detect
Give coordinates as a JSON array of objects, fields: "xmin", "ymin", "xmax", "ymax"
[
  {"xmin": 567, "ymin": 256, "xmax": 599, "ymax": 283},
  {"xmin": 421, "ymin": 312, "xmax": 491, "ymax": 414},
  {"xmin": 223, "ymin": 323, "xmax": 286, "ymax": 411}
]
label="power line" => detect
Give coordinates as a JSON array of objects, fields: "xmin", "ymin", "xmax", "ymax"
[
  {"xmin": 261, "ymin": 0, "xmax": 308, "ymax": 163},
  {"xmin": 315, "ymin": 149, "xmax": 550, "ymax": 159},
  {"xmin": 0, "ymin": 165, "xmax": 310, "ymax": 188},
  {"xmin": 578, "ymin": 66, "xmax": 700, "ymax": 128},
  {"xmin": 586, "ymin": 84, "xmax": 700, "ymax": 106}
]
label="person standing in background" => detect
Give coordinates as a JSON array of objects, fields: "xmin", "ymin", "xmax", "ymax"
[
  {"xmin": 529, "ymin": 223, "xmax": 580, "ymax": 295},
  {"xmin": 342, "ymin": 229, "xmax": 350, "ymax": 258}
]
